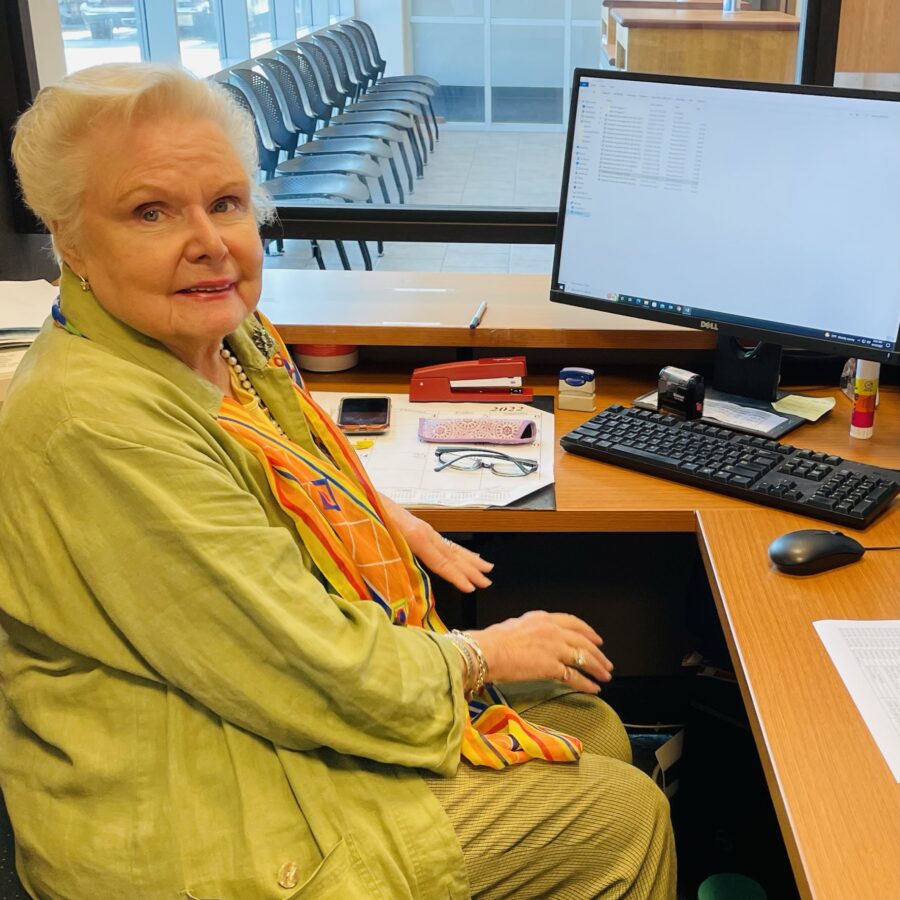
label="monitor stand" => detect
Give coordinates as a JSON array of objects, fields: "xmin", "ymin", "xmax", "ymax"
[
  {"xmin": 634, "ymin": 332, "xmax": 812, "ymax": 439},
  {"xmin": 705, "ymin": 332, "xmax": 807, "ymax": 438}
]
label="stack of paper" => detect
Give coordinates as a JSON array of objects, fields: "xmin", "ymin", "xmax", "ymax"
[{"xmin": 1, "ymin": 280, "xmax": 57, "ymax": 401}]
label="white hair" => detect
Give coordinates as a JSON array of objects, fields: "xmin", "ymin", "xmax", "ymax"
[{"xmin": 11, "ymin": 62, "xmax": 275, "ymax": 258}]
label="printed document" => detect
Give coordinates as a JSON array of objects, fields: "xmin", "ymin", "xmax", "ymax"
[
  {"xmin": 313, "ymin": 392, "xmax": 554, "ymax": 508},
  {"xmin": 814, "ymin": 619, "xmax": 900, "ymax": 782}
]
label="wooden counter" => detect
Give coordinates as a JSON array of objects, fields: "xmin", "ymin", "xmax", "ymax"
[
  {"xmin": 612, "ymin": 10, "xmax": 800, "ymax": 82},
  {"xmin": 601, "ymin": 0, "xmax": 750, "ymax": 67},
  {"xmin": 259, "ymin": 270, "xmax": 716, "ymax": 350}
]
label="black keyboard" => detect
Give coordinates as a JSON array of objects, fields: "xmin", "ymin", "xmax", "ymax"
[{"xmin": 561, "ymin": 405, "xmax": 900, "ymax": 528}]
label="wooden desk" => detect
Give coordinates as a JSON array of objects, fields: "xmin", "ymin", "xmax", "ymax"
[
  {"xmin": 259, "ymin": 270, "xmax": 715, "ymax": 350},
  {"xmin": 699, "ymin": 507, "xmax": 900, "ymax": 900},
  {"xmin": 601, "ymin": 0, "xmax": 749, "ymax": 67},
  {"xmin": 303, "ymin": 359, "xmax": 900, "ymax": 898},
  {"xmin": 612, "ymin": 10, "xmax": 800, "ymax": 82}
]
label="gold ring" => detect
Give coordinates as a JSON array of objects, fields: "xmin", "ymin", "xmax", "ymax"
[{"xmin": 573, "ymin": 649, "xmax": 585, "ymax": 669}]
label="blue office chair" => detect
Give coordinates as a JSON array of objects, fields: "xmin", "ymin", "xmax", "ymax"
[{"xmin": 287, "ymin": 42, "xmax": 429, "ymax": 165}]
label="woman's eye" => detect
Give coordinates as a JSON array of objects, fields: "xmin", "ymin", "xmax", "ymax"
[
  {"xmin": 212, "ymin": 198, "xmax": 238, "ymax": 214},
  {"xmin": 140, "ymin": 208, "xmax": 161, "ymax": 223}
]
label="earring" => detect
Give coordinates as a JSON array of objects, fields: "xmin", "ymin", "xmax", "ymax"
[{"xmin": 78, "ymin": 273, "xmax": 91, "ymax": 292}]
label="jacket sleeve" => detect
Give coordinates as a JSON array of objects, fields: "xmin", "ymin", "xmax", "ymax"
[{"xmin": 38, "ymin": 412, "xmax": 467, "ymax": 776}]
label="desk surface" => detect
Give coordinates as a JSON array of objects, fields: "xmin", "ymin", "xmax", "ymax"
[
  {"xmin": 306, "ymin": 366, "xmax": 899, "ymax": 898},
  {"xmin": 603, "ymin": 0, "xmax": 744, "ymax": 7},
  {"xmin": 699, "ymin": 507, "xmax": 900, "ymax": 900},
  {"xmin": 260, "ymin": 271, "xmax": 716, "ymax": 350},
  {"xmin": 611, "ymin": 9, "xmax": 800, "ymax": 29},
  {"xmin": 306, "ymin": 370, "xmax": 899, "ymax": 535}
]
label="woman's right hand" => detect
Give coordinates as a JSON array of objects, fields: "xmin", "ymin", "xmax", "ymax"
[{"xmin": 468, "ymin": 610, "xmax": 613, "ymax": 695}]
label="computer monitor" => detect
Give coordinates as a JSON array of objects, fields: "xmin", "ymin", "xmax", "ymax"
[{"xmin": 551, "ymin": 70, "xmax": 900, "ymax": 426}]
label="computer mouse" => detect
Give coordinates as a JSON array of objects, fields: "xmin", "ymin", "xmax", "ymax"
[{"xmin": 768, "ymin": 529, "xmax": 866, "ymax": 576}]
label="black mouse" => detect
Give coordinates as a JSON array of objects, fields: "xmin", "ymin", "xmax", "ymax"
[{"xmin": 768, "ymin": 529, "xmax": 866, "ymax": 576}]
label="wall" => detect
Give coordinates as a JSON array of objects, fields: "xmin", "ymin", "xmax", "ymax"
[
  {"xmin": 355, "ymin": 0, "xmax": 408, "ymax": 76},
  {"xmin": 26, "ymin": 0, "xmax": 67, "ymax": 87}
]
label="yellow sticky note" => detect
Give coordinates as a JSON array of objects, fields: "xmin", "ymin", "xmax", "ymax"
[
  {"xmin": 771, "ymin": 394, "xmax": 836, "ymax": 422},
  {"xmin": 352, "ymin": 439, "xmax": 375, "ymax": 450}
]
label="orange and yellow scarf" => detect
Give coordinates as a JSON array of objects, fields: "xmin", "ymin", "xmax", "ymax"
[{"xmin": 218, "ymin": 316, "xmax": 581, "ymax": 769}]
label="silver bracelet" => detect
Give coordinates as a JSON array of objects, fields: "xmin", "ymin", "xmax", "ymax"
[
  {"xmin": 444, "ymin": 633, "xmax": 476, "ymax": 695},
  {"xmin": 453, "ymin": 630, "xmax": 489, "ymax": 697}
]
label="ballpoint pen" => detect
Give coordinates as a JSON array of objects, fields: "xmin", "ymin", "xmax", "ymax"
[{"xmin": 468, "ymin": 301, "xmax": 488, "ymax": 329}]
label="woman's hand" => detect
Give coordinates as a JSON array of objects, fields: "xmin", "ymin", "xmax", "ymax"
[
  {"xmin": 378, "ymin": 493, "xmax": 494, "ymax": 593},
  {"xmin": 470, "ymin": 611, "xmax": 613, "ymax": 694}
]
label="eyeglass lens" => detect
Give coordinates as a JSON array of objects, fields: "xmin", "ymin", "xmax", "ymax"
[{"xmin": 435, "ymin": 449, "xmax": 537, "ymax": 477}]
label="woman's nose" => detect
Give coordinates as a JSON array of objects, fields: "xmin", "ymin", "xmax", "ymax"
[{"xmin": 184, "ymin": 211, "xmax": 228, "ymax": 262}]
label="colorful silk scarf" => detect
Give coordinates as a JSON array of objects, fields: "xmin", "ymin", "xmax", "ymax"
[{"xmin": 218, "ymin": 315, "xmax": 582, "ymax": 769}]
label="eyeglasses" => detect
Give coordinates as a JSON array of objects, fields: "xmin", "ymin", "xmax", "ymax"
[{"xmin": 434, "ymin": 447, "xmax": 539, "ymax": 477}]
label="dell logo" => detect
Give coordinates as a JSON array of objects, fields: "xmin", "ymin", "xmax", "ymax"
[{"xmin": 700, "ymin": 321, "xmax": 719, "ymax": 331}]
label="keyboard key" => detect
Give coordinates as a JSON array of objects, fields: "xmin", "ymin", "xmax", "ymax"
[
  {"xmin": 561, "ymin": 405, "xmax": 896, "ymax": 528},
  {"xmin": 865, "ymin": 484, "xmax": 894, "ymax": 504}
]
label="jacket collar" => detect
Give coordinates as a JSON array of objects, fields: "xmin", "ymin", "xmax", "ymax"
[{"xmin": 58, "ymin": 265, "xmax": 268, "ymax": 417}]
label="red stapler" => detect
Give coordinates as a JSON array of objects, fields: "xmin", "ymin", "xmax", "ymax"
[{"xmin": 409, "ymin": 356, "xmax": 533, "ymax": 402}]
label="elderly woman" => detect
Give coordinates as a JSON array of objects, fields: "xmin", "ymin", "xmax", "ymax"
[{"xmin": 0, "ymin": 63, "xmax": 674, "ymax": 899}]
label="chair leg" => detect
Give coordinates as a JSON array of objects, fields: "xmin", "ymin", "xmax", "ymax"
[
  {"xmin": 412, "ymin": 115, "xmax": 428, "ymax": 165},
  {"xmin": 358, "ymin": 241, "xmax": 373, "ymax": 271},
  {"xmin": 377, "ymin": 174, "xmax": 391, "ymax": 204},
  {"xmin": 419, "ymin": 103, "xmax": 435, "ymax": 151},
  {"xmin": 335, "ymin": 240, "xmax": 352, "ymax": 270},
  {"xmin": 427, "ymin": 97, "xmax": 440, "ymax": 140},
  {"xmin": 377, "ymin": 241, "xmax": 384, "ymax": 256},
  {"xmin": 387, "ymin": 156, "xmax": 405, "ymax": 203},
  {"xmin": 406, "ymin": 128, "xmax": 424, "ymax": 178},
  {"xmin": 311, "ymin": 240, "xmax": 326, "ymax": 270},
  {"xmin": 396, "ymin": 141, "xmax": 414, "ymax": 193}
]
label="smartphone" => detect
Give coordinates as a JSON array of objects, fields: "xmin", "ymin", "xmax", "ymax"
[{"xmin": 337, "ymin": 396, "xmax": 391, "ymax": 434}]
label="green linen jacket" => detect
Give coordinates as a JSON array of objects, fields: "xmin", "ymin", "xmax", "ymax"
[{"xmin": 0, "ymin": 270, "xmax": 470, "ymax": 899}]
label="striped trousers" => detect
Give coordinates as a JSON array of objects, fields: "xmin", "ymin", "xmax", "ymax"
[{"xmin": 425, "ymin": 689, "xmax": 676, "ymax": 899}]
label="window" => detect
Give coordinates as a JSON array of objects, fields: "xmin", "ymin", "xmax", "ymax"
[
  {"xmin": 248, "ymin": 0, "xmax": 275, "ymax": 55},
  {"xmin": 61, "ymin": 0, "xmax": 144, "ymax": 73},
  {"xmin": 178, "ymin": 2, "xmax": 224, "ymax": 78}
]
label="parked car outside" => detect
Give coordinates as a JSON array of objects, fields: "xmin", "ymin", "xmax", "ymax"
[
  {"xmin": 58, "ymin": 0, "xmax": 83, "ymax": 26},
  {"xmin": 78, "ymin": 0, "xmax": 217, "ymax": 40}
]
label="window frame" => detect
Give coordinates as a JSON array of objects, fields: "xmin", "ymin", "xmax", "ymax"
[{"xmin": 6, "ymin": 0, "xmax": 845, "ymax": 245}]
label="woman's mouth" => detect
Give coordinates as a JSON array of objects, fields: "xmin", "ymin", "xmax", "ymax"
[{"xmin": 177, "ymin": 281, "xmax": 236, "ymax": 298}]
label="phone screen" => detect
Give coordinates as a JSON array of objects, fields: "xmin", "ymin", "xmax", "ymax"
[{"xmin": 338, "ymin": 397, "xmax": 391, "ymax": 432}]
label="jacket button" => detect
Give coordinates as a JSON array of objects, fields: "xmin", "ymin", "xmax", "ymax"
[{"xmin": 277, "ymin": 861, "xmax": 300, "ymax": 890}]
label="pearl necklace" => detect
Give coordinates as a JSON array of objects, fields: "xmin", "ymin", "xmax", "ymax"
[{"xmin": 220, "ymin": 344, "xmax": 286, "ymax": 436}]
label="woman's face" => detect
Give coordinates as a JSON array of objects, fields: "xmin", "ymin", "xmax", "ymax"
[{"xmin": 62, "ymin": 115, "xmax": 264, "ymax": 361}]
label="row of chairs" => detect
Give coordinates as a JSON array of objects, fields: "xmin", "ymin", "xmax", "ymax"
[{"xmin": 219, "ymin": 20, "xmax": 441, "ymax": 270}]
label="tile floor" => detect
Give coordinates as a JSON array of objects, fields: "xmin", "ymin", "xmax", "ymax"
[{"xmin": 263, "ymin": 129, "xmax": 565, "ymax": 275}]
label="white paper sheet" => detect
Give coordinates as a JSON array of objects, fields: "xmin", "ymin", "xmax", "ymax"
[
  {"xmin": 638, "ymin": 390, "xmax": 787, "ymax": 434},
  {"xmin": 312, "ymin": 392, "xmax": 554, "ymax": 508},
  {"xmin": 0, "ymin": 280, "xmax": 57, "ymax": 332},
  {"xmin": 814, "ymin": 619, "xmax": 900, "ymax": 782}
]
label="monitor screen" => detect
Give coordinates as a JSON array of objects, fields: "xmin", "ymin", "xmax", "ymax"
[{"xmin": 551, "ymin": 71, "xmax": 900, "ymax": 366}]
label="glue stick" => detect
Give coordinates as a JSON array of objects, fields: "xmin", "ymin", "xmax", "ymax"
[{"xmin": 849, "ymin": 359, "xmax": 880, "ymax": 439}]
